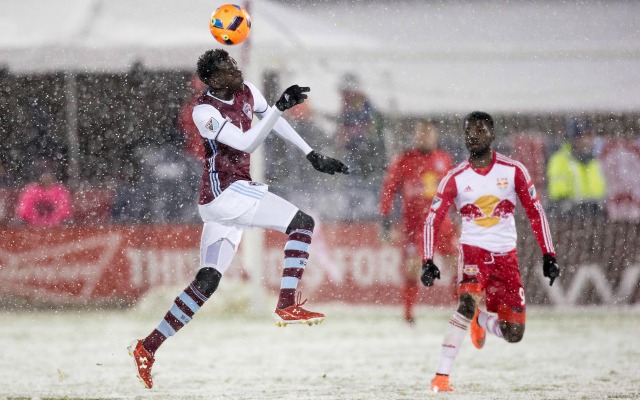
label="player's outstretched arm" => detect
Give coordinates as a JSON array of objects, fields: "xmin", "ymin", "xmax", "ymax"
[
  {"xmin": 542, "ymin": 254, "xmax": 560, "ymax": 286},
  {"xmin": 306, "ymin": 151, "xmax": 349, "ymax": 175}
]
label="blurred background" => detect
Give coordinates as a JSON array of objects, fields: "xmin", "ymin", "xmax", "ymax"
[{"xmin": 0, "ymin": 0, "xmax": 639, "ymax": 309}]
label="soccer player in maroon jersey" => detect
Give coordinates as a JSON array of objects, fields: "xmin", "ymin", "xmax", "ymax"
[
  {"xmin": 420, "ymin": 112, "xmax": 560, "ymax": 392},
  {"xmin": 128, "ymin": 49, "xmax": 348, "ymax": 389},
  {"xmin": 379, "ymin": 120, "xmax": 457, "ymax": 324}
]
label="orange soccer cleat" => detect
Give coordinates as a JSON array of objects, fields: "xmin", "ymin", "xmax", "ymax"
[
  {"xmin": 273, "ymin": 292, "xmax": 325, "ymax": 327},
  {"xmin": 128, "ymin": 340, "xmax": 155, "ymax": 389},
  {"xmin": 430, "ymin": 374, "xmax": 455, "ymax": 392},
  {"xmin": 470, "ymin": 308, "xmax": 486, "ymax": 349}
]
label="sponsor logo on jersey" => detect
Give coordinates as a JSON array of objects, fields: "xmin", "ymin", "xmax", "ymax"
[
  {"xmin": 248, "ymin": 181, "xmax": 264, "ymax": 186},
  {"xmin": 205, "ymin": 117, "xmax": 219, "ymax": 132},
  {"xmin": 421, "ymin": 171, "xmax": 438, "ymax": 197},
  {"xmin": 497, "ymin": 177, "xmax": 508, "ymax": 189},
  {"xmin": 431, "ymin": 196, "xmax": 442, "ymax": 210},
  {"xmin": 459, "ymin": 195, "xmax": 515, "ymax": 228},
  {"xmin": 464, "ymin": 185, "xmax": 473, "ymax": 192},
  {"xmin": 529, "ymin": 185, "xmax": 537, "ymax": 199},
  {"xmin": 243, "ymin": 102, "xmax": 252, "ymax": 119},
  {"xmin": 463, "ymin": 264, "xmax": 479, "ymax": 275}
]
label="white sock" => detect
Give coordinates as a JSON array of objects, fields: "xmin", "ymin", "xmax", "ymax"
[
  {"xmin": 437, "ymin": 312, "xmax": 471, "ymax": 375},
  {"xmin": 478, "ymin": 311, "xmax": 504, "ymax": 338}
]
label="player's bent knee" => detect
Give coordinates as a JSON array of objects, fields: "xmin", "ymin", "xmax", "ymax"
[
  {"xmin": 194, "ymin": 267, "xmax": 223, "ymax": 297},
  {"xmin": 501, "ymin": 322, "xmax": 525, "ymax": 343},
  {"xmin": 456, "ymin": 293, "xmax": 477, "ymax": 319},
  {"xmin": 286, "ymin": 210, "xmax": 315, "ymax": 234}
]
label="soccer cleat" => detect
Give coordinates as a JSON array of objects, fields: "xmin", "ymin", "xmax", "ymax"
[
  {"xmin": 273, "ymin": 292, "xmax": 325, "ymax": 326},
  {"xmin": 127, "ymin": 340, "xmax": 155, "ymax": 389},
  {"xmin": 470, "ymin": 308, "xmax": 486, "ymax": 349},
  {"xmin": 430, "ymin": 374, "xmax": 455, "ymax": 392}
]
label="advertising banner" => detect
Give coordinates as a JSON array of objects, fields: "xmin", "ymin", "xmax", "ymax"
[{"xmin": 1, "ymin": 221, "xmax": 638, "ymax": 307}]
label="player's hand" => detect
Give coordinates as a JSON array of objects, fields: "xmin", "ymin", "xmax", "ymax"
[
  {"xmin": 306, "ymin": 151, "xmax": 350, "ymax": 175},
  {"xmin": 542, "ymin": 254, "xmax": 560, "ymax": 286},
  {"xmin": 380, "ymin": 217, "xmax": 392, "ymax": 242},
  {"xmin": 275, "ymin": 85, "xmax": 310, "ymax": 112},
  {"xmin": 421, "ymin": 259, "xmax": 441, "ymax": 287}
]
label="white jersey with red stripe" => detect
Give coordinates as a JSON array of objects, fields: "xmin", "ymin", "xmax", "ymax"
[{"xmin": 423, "ymin": 151, "xmax": 555, "ymax": 259}]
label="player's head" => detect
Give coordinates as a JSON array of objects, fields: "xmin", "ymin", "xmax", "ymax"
[
  {"xmin": 463, "ymin": 111, "xmax": 495, "ymax": 157},
  {"xmin": 196, "ymin": 49, "xmax": 244, "ymax": 93},
  {"xmin": 413, "ymin": 119, "xmax": 438, "ymax": 152}
]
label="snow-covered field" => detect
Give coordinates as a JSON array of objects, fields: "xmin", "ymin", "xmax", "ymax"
[{"xmin": 1, "ymin": 297, "xmax": 639, "ymax": 400}]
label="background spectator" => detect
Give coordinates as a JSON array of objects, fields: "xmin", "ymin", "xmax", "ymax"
[
  {"xmin": 15, "ymin": 161, "xmax": 72, "ymax": 226},
  {"xmin": 335, "ymin": 73, "xmax": 385, "ymax": 178},
  {"xmin": 546, "ymin": 118, "xmax": 607, "ymax": 218}
]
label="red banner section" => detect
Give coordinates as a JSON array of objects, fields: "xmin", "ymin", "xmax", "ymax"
[
  {"xmin": 1, "ymin": 221, "xmax": 639, "ymax": 307},
  {"xmin": 0, "ymin": 224, "xmax": 456, "ymax": 307}
]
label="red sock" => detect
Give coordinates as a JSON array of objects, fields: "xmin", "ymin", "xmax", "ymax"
[{"xmin": 401, "ymin": 279, "xmax": 419, "ymax": 319}]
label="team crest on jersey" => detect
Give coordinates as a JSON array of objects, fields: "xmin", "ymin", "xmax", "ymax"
[
  {"xmin": 431, "ymin": 196, "xmax": 442, "ymax": 210},
  {"xmin": 529, "ymin": 185, "xmax": 537, "ymax": 199},
  {"xmin": 496, "ymin": 177, "xmax": 508, "ymax": 189},
  {"xmin": 243, "ymin": 103, "xmax": 252, "ymax": 119},
  {"xmin": 463, "ymin": 264, "xmax": 479, "ymax": 275},
  {"xmin": 205, "ymin": 117, "xmax": 219, "ymax": 132}
]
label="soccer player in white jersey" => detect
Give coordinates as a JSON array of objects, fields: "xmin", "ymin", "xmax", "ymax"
[
  {"xmin": 128, "ymin": 49, "xmax": 349, "ymax": 389},
  {"xmin": 420, "ymin": 111, "xmax": 560, "ymax": 392}
]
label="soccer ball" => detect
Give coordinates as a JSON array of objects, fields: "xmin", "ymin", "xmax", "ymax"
[{"xmin": 209, "ymin": 4, "xmax": 252, "ymax": 46}]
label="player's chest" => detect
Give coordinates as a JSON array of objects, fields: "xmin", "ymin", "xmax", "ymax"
[
  {"xmin": 455, "ymin": 167, "xmax": 516, "ymax": 204},
  {"xmin": 218, "ymin": 100, "xmax": 254, "ymax": 131}
]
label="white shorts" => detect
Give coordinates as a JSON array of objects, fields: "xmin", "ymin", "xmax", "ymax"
[{"xmin": 198, "ymin": 180, "xmax": 299, "ymax": 268}]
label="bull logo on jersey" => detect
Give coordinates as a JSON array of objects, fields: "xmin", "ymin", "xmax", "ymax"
[
  {"xmin": 497, "ymin": 177, "xmax": 508, "ymax": 190},
  {"xmin": 463, "ymin": 264, "xmax": 479, "ymax": 275},
  {"xmin": 459, "ymin": 195, "xmax": 515, "ymax": 227},
  {"xmin": 243, "ymin": 102, "xmax": 252, "ymax": 119},
  {"xmin": 421, "ymin": 171, "xmax": 438, "ymax": 198}
]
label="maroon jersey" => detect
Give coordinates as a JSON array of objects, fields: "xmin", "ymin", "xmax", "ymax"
[{"xmin": 195, "ymin": 85, "xmax": 255, "ymax": 205}]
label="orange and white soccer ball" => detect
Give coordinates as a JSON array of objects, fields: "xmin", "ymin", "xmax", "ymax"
[{"xmin": 209, "ymin": 4, "xmax": 252, "ymax": 46}]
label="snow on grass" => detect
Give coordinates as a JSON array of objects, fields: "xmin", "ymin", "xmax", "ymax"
[{"xmin": 0, "ymin": 304, "xmax": 638, "ymax": 400}]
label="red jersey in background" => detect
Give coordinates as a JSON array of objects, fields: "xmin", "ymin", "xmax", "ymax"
[{"xmin": 380, "ymin": 149, "xmax": 456, "ymax": 254}]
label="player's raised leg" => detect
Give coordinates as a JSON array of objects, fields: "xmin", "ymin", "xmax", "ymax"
[
  {"xmin": 128, "ymin": 276, "xmax": 214, "ymax": 389},
  {"xmin": 273, "ymin": 210, "xmax": 325, "ymax": 326},
  {"xmin": 247, "ymin": 190, "xmax": 324, "ymax": 326},
  {"xmin": 470, "ymin": 307, "xmax": 486, "ymax": 349},
  {"xmin": 128, "ymin": 223, "xmax": 240, "ymax": 388}
]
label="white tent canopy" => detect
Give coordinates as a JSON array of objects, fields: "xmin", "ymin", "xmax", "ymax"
[{"xmin": 2, "ymin": 0, "xmax": 640, "ymax": 114}]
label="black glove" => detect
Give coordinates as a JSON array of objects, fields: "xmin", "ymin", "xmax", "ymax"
[
  {"xmin": 306, "ymin": 151, "xmax": 349, "ymax": 175},
  {"xmin": 542, "ymin": 254, "xmax": 560, "ymax": 286},
  {"xmin": 421, "ymin": 259, "xmax": 441, "ymax": 287},
  {"xmin": 275, "ymin": 85, "xmax": 310, "ymax": 112}
]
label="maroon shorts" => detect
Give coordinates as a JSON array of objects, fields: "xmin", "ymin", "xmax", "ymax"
[{"xmin": 458, "ymin": 244, "xmax": 526, "ymax": 324}]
